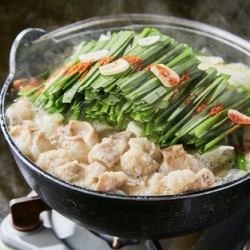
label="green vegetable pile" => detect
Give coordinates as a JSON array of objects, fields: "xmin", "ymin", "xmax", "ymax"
[{"xmin": 18, "ymin": 28, "xmax": 250, "ymax": 153}]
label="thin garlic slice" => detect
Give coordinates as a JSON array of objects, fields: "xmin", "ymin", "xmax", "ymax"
[
  {"xmin": 228, "ymin": 109, "xmax": 250, "ymax": 124},
  {"xmin": 99, "ymin": 58, "xmax": 130, "ymax": 76},
  {"xmin": 79, "ymin": 49, "xmax": 109, "ymax": 63},
  {"xmin": 99, "ymin": 31, "xmax": 111, "ymax": 41},
  {"xmin": 138, "ymin": 35, "xmax": 160, "ymax": 47},
  {"xmin": 150, "ymin": 64, "xmax": 180, "ymax": 88}
]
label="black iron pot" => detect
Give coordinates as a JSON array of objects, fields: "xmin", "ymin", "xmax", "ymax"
[{"xmin": 1, "ymin": 14, "xmax": 250, "ymax": 239}]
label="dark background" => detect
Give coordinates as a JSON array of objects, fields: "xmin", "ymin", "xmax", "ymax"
[{"xmin": 0, "ymin": 0, "xmax": 249, "ymax": 220}]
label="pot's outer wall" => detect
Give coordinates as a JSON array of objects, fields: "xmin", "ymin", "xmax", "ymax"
[{"xmin": 11, "ymin": 148, "xmax": 250, "ymax": 239}]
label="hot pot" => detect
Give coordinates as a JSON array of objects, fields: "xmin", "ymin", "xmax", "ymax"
[{"xmin": 1, "ymin": 14, "xmax": 250, "ymax": 239}]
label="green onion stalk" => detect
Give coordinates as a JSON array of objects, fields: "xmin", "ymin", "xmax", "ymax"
[{"xmin": 17, "ymin": 28, "xmax": 250, "ymax": 154}]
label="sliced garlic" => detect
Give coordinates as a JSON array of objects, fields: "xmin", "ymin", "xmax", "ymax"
[
  {"xmin": 228, "ymin": 109, "xmax": 250, "ymax": 124},
  {"xmin": 150, "ymin": 64, "xmax": 180, "ymax": 88},
  {"xmin": 99, "ymin": 31, "xmax": 111, "ymax": 41},
  {"xmin": 99, "ymin": 58, "xmax": 130, "ymax": 76},
  {"xmin": 79, "ymin": 49, "xmax": 109, "ymax": 63},
  {"xmin": 138, "ymin": 35, "xmax": 160, "ymax": 47}
]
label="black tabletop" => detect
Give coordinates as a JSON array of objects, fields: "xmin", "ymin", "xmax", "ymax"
[{"xmin": 0, "ymin": 0, "xmax": 249, "ymax": 222}]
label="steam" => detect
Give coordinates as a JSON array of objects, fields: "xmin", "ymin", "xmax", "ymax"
[
  {"xmin": 1, "ymin": 0, "xmax": 249, "ymax": 83},
  {"xmin": 22, "ymin": 1, "xmax": 248, "ymax": 40}
]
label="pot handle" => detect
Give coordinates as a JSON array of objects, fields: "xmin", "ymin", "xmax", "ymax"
[
  {"xmin": 8, "ymin": 28, "xmax": 46, "ymax": 78},
  {"xmin": 9, "ymin": 196, "xmax": 51, "ymax": 232}
]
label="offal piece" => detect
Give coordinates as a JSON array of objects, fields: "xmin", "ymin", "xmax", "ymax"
[
  {"xmin": 53, "ymin": 160, "xmax": 85, "ymax": 183},
  {"xmin": 146, "ymin": 173, "xmax": 167, "ymax": 195},
  {"xmin": 120, "ymin": 137, "xmax": 161, "ymax": 177},
  {"xmin": 77, "ymin": 161, "xmax": 106, "ymax": 188},
  {"xmin": 34, "ymin": 111, "xmax": 64, "ymax": 138},
  {"xmin": 36, "ymin": 149, "xmax": 73, "ymax": 172},
  {"xmin": 63, "ymin": 120, "xmax": 100, "ymax": 148},
  {"xmin": 6, "ymin": 97, "xmax": 34, "ymax": 126},
  {"xmin": 60, "ymin": 135, "xmax": 89, "ymax": 163},
  {"xmin": 161, "ymin": 145, "xmax": 199, "ymax": 173},
  {"xmin": 96, "ymin": 171, "xmax": 128, "ymax": 192},
  {"xmin": 165, "ymin": 168, "xmax": 215, "ymax": 194},
  {"xmin": 30, "ymin": 131, "xmax": 55, "ymax": 160},
  {"xmin": 10, "ymin": 125, "xmax": 54, "ymax": 160},
  {"xmin": 10, "ymin": 125, "xmax": 33, "ymax": 157},
  {"xmin": 88, "ymin": 132, "xmax": 131, "ymax": 168},
  {"xmin": 121, "ymin": 148, "xmax": 159, "ymax": 177},
  {"xmin": 128, "ymin": 138, "xmax": 162, "ymax": 162}
]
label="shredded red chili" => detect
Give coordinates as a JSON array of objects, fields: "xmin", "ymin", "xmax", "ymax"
[
  {"xmin": 156, "ymin": 64, "xmax": 170, "ymax": 77},
  {"xmin": 36, "ymin": 86, "xmax": 45, "ymax": 95},
  {"xmin": 80, "ymin": 68, "xmax": 90, "ymax": 80},
  {"xmin": 28, "ymin": 78, "xmax": 40, "ymax": 87},
  {"xmin": 64, "ymin": 62, "xmax": 90, "ymax": 76},
  {"xmin": 122, "ymin": 56, "xmax": 143, "ymax": 72},
  {"xmin": 122, "ymin": 55, "xmax": 142, "ymax": 64},
  {"xmin": 208, "ymin": 104, "xmax": 224, "ymax": 116},
  {"xmin": 99, "ymin": 56, "xmax": 113, "ymax": 65},
  {"xmin": 17, "ymin": 78, "xmax": 41, "ymax": 91},
  {"xmin": 135, "ymin": 63, "xmax": 144, "ymax": 71},
  {"xmin": 155, "ymin": 64, "xmax": 179, "ymax": 86},
  {"xmin": 144, "ymin": 64, "xmax": 153, "ymax": 71},
  {"xmin": 196, "ymin": 103, "xmax": 206, "ymax": 113},
  {"xmin": 13, "ymin": 79, "xmax": 29, "ymax": 89},
  {"xmin": 179, "ymin": 72, "xmax": 190, "ymax": 85}
]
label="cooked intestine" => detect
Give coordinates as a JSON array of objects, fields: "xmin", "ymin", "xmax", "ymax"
[
  {"xmin": 88, "ymin": 132, "xmax": 131, "ymax": 168},
  {"xmin": 6, "ymin": 97, "xmax": 246, "ymax": 196},
  {"xmin": 6, "ymin": 97, "xmax": 34, "ymax": 126}
]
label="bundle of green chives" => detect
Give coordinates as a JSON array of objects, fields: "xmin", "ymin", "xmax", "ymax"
[{"xmin": 17, "ymin": 28, "xmax": 250, "ymax": 154}]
